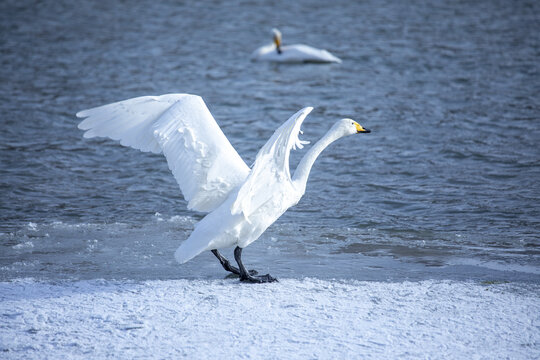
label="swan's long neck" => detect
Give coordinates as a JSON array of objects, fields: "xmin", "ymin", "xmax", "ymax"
[{"xmin": 292, "ymin": 127, "xmax": 342, "ymax": 193}]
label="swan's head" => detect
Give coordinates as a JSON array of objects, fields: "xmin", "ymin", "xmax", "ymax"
[
  {"xmin": 333, "ymin": 118, "xmax": 371, "ymax": 137},
  {"xmin": 272, "ymin": 28, "xmax": 282, "ymax": 48}
]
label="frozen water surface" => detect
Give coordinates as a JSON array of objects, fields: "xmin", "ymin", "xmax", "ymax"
[{"xmin": 1, "ymin": 279, "xmax": 538, "ymax": 359}]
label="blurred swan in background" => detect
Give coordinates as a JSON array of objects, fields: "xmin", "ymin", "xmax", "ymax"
[
  {"xmin": 251, "ymin": 28, "xmax": 342, "ymax": 63},
  {"xmin": 77, "ymin": 94, "xmax": 369, "ymax": 282}
]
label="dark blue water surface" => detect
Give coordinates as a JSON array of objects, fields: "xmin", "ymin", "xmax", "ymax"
[{"xmin": 1, "ymin": 0, "xmax": 539, "ymax": 282}]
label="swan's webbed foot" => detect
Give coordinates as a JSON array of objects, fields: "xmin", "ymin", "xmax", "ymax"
[
  {"xmin": 234, "ymin": 246, "xmax": 278, "ymax": 284},
  {"xmin": 212, "ymin": 249, "xmax": 258, "ymax": 277},
  {"xmin": 239, "ymin": 273, "xmax": 278, "ymax": 283},
  {"xmin": 224, "ymin": 269, "xmax": 259, "ymax": 279}
]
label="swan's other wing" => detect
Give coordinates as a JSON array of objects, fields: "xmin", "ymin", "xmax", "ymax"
[
  {"xmin": 77, "ymin": 94, "xmax": 183, "ymax": 153},
  {"xmin": 231, "ymin": 107, "xmax": 313, "ymax": 218},
  {"xmin": 77, "ymin": 94, "xmax": 250, "ymax": 212}
]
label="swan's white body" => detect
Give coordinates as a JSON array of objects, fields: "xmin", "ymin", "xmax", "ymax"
[
  {"xmin": 251, "ymin": 29, "xmax": 342, "ymax": 64},
  {"xmin": 77, "ymin": 94, "xmax": 367, "ymax": 266},
  {"xmin": 251, "ymin": 43, "xmax": 342, "ymax": 63}
]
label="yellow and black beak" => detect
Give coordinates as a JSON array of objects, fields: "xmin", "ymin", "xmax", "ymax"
[{"xmin": 355, "ymin": 123, "xmax": 371, "ymax": 133}]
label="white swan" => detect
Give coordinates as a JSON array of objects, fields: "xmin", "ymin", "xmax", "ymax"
[
  {"xmin": 251, "ymin": 28, "xmax": 342, "ymax": 63},
  {"xmin": 77, "ymin": 94, "xmax": 370, "ymax": 282}
]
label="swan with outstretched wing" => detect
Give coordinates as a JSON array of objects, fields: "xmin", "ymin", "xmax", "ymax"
[{"xmin": 77, "ymin": 94, "xmax": 370, "ymax": 282}]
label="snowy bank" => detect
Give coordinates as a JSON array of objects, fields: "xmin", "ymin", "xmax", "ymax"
[{"xmin": 1, "ymin": 278, "xmax": 538, "ymax": 359}]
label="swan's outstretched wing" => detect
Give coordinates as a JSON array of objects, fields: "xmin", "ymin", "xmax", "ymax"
[
  {"xmin": 231, "ymin": 107, "xmax": 313, "ymax": 218},
  {"xmin": 77, "ymin": 94, "xmax": 250, "ymax": 212}
]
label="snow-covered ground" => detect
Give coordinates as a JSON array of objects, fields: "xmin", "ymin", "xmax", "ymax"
[{"xmin": 1, "ymin": 278, "xmax": 538, "ymax": 359}]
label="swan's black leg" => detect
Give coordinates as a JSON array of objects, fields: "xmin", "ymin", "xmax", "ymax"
[
  {"xmin": 234, "ymin": 246, "xmax": 277, "ymax": 283},
  {"xmin": 212, "ymin": 249, "xmax": 258, "ymax": 276},
  {"xmin": 211, "ymin": 249, "xmax": 240, "ymax": 275}
]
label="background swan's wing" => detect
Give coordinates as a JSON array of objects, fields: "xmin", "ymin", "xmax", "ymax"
[
  {"xmin": 252, "ymin": 44, "xmax": 341, "ymax": 63},
  {"xmin": 231, "ymin": 107, "xmax": 313, "ymax": 218},
  {"xmin": 284, "ymin": 44, "xmax": 342, "ymax": 63},
  {"xmin": 77, "ymin": 94, "xmax": 250, "ymax": 212}
]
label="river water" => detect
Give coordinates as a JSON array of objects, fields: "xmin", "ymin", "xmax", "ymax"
[{"xmin": 1, "ymin": 0, "xmax": 539, "ymax": 282}]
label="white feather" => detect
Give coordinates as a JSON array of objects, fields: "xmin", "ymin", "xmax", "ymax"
[
  {"xmin": 77, "ymin": 94, "xmax": 184, "ymax": 153},
  {"xmin": 231, "ymin": 107, "xmax": 312, "ymax": 218},
  {"xmin": 77, "ymin": 94, "xmax": 250, "ymax": 212},
  {"xmin": 252, "ymin": 44, "xmax": 342, "ymax": 63}
]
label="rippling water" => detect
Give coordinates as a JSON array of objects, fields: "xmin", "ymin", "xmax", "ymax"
[{"xmin": 1, "ymin": 0, "xmax": 539, "ymax": 282}]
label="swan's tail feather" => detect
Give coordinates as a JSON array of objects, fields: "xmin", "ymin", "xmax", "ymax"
[{"xmin": 174, "ymin": 239, "xmax": 209, "ymax": 264}]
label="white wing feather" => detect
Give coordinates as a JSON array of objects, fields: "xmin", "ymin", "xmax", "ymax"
[
  {"xmin": 77, "ymin": 94, "xmax": 250, "ymax": 212},
  {"xmin": 77, "ymin": 94, "xmax": 184, "ymax": 153},
  {"xmin": 231, "ymin": 107, "xmax": 312, "ymax": 218}
]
